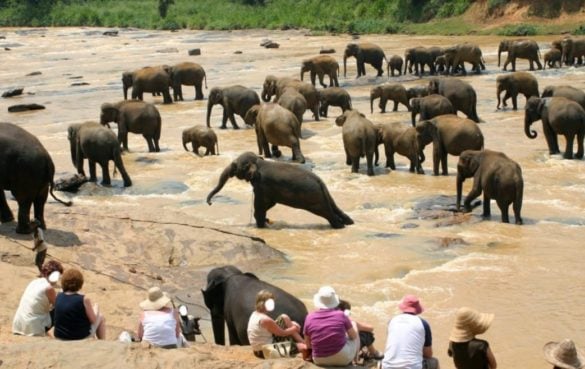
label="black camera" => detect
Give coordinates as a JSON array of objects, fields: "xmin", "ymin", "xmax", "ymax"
[{"xmin": 178, "ymin": 305, "xmax": 202, "ymax": 342}]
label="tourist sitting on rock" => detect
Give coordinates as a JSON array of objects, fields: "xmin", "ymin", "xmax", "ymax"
[
  {"xmin": 54, "ymin": 268, "xmax": 106, "ymax": 340},
  {"xmin": 304, "ymin": 286, "xmax": 360, "ymax": 366},
  {"xmin": 337, "ymin": 299, "xmax": 384, "ymax": 362},
  {"xmin": 12, "ymin": 260, "xmax": 64, "ymax": 336},
  {"xmin": 543, "ymin": 338, "xmax": 583, "ymax": 369},
  {"xmin": 247, "ymin": 289, "xmax": 306, "ymax": 359},
  {"xmin": 137, "ymin": 286, "xmax": 181, "ymax": 349},
  {"xmin": 448, "ymin": 307, "xmax": 496, "ymax": 369}
]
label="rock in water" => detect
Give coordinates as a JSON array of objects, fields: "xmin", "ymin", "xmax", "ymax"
[
  {"xmin": 8, "ymin": 104, "xmax": 45, "ymax": 112},
  {"xmin": 320, "ymin": 48, "xmax": 335, "ymax": 54},
  {"xmin": 2, "ymin": 88, "xmax": 24, "ymax": 98},
  {"xmin": 54, "ymin": 174, "xmax": 88, "ymax": 192},
  {"xmin": 188, "ymin": 48, "xmax": 201, "ymax": 56}
]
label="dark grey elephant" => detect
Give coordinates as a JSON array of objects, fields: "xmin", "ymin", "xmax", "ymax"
[
  {"xmin": 541, "ymin": 85, "xmax": 585, "ymax": 109},
  {"xmin": 496, "ymin": 71, "xmax": 540, "ymax": 110},
  {"xmin": 0, "ymin": 122, "xmax": 72, "ymax": 234},
  {"xmin": 343, "ymin": 42, "xmax": 386, "ymax": 78},
  {"xmin": 122, "ymin": 66, "xmax": 172, "ymax": 104},
  {"xmin": 182, "ymin": 126, "xmax": 219, "ymax": 156},
  {"xmin": 543, "ymin": 48, "xmax": 562, "ymax": 69},
  {"xmin": 206, "ymin": 152, "xmax": 354, "ymax": 228},
  {"xmin": 201, "ymin": 265, "xmax": 308, "ymax": 346},
  {"xmin": 261, "ymin": 76, "xmax": 320, "ymax": 121},
  {"xmin": 206, "ymin": 85, "xmax": 260, "ymax": 129},
  {"xmin": 410, "ymin": 94, "xmax": 455, "ymax": 127},
  {"xmin": 335, "ymin": 110, "xmax": 378, "ymax": 176},
  {"xmin": 407, "ymin": 85, "xmax": 430, "ymax": 100},
  {"xmin": 376, "ymin": 122, "xmax": 424, "ymax": 174},
  {"xmin": 300, "ymin": 55, "xmax": 339, "ymax": 88},
  {"xmin": 524, "ymin": 96, "xmax": 585, "ymax": 159},
  {"xmin": 318, "ymin": 87, "xmax": 352, "ymax": 117},
  {"xmin": 443, "ymin": 43, "xmax": 485, "ymax": 75},
  {"xmin": 561, "ymin": 37, "xmax": 585, "ymax": 66},
  {"xmin": 428, "ymin": 78, "xmax": 481, "ymax": 123},
  {"xmin": 277, "ymin": 87, "xmax": 307, "ymax": 124},
  {"xmin": 100, "ymin": 100, "xmax": 161, "ymax": 152},
  {"xmin": 169, "ymin": 62, "xmax": 207, "ymax": 101},
  {"xmin": 416, "ymin": 114, "xmax": 484, "ymax": 176},
  {"xmin": 370, "ymin": 84, "xmax": 410, "ymax": 113},
  {"xmin": 68, "ymin": 121, "xmax": 132, "ymax": 187},
  {"xmin": 498, "ymin": 39, "xmax": 543, "ymax": 71},
  {"xmin": 387, "ymin": 55, "xmax": 404, "ymax": 77},
  {"xmin": 404, "ymin": 46, "xmax": 435, "ymax": 77},
  {"xmin": 457, "ymin": 150, "xmax": 523, "ymax": 225}
]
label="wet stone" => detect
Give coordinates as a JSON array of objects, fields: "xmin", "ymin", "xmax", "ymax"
[
  {"xmin": 437, "ymin": 237, "xmax": 468, "ymax": 248},
  {"xmin": 188, "ymin": 48, "xmax": 201, "ymax": 56},
  {"xmin": 8, "ymin": 103, "xmax": 46, "ymax": 113},
  {"xmin": 2, "ymin": 88, "xmax": 24, "ymax": 98},
  {"xmin": 157, "ymin": 47, "xmax": 179, "ymax": 53},
  {"xmin": 70, "ymin": 82, "xmax": 90, "ymax": 86},
  {"xmin": 320, "ymin": 48, "xmax": 335, "ymax": 54},
  {"xmin": 103, "ymin": 30, "xmax": 119, "ymax": 37},
  {"xmin": 26, "ymin": 71, "xmax": 42, "ymax": 76},
  {"xmin": 234, "ymin": 50, "xmax": 243, "ymax": 54},
  {"xmin": 401, "ymin": 223, "xmax": 419, "ymax": 229}
]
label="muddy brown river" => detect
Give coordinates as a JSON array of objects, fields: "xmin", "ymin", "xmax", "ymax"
[{"xmin": 1, "ymin": 28, "xmax": 584, "ymax": 367}]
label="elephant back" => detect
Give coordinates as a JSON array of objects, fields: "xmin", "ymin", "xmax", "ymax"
[{"xmin": 435, "ymin": 115, "xmax": 484, "ymax": 155}]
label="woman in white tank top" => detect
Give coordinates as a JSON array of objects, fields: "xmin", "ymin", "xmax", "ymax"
[{"xmin": 138, "ymin": 287, "xmax": 180, "ymax": 349}]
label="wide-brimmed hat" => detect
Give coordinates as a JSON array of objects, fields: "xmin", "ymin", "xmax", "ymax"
[
  {"xmin": 449, "ymin": 307, "xmax": 494, "ymax": 342},
  {"xmin": 543, "ymin": 339, "xmax": 585, "ymax": 369},
  {"xmin": 313, "ymin": 286, "xmax": 340, "ymax": 309},
  {"xmin": 140, "ymin": 287, "xmax": 171, "ymax": 311},
  {"xmin": 399, "ymin": 295, "xmax": 424, "ymax": 315}
]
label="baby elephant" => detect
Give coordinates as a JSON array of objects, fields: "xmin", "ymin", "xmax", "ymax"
[
  {"xmin": 182, "ymin": 126, "xmax": 219, "ymax": 156},
  {"xmin": 456, "ymin": 150, "xmax": 523, "ymax": 225},
  {"xmin": 318, "ymin": 87, "xmax": 352, "ymax": 118},
  {"xmin": 376, "ymin": 123, "xmax": 424, "ymax": 174},
  {"xmin": 386, "ymin": 55, "xmax": 404, "ymax": 77},
  {"xmin": 370, "ymin": 84, "xmax": 411, "ymax": 113},
  {"xmin": 336, "ymin": 110, "xmax": 378, "ymax": 176},
  {"xmin": 543, "ymin": 48, "xmax": 562, "ymax": 69},
  {"xmin": 410, "ymin": 94, "xmax": 454, "ymax": 127}
]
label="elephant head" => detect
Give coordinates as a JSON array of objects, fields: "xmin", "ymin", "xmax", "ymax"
[
  {"xmin": 369, "ymin": 86, "xmax": 383, "ymax": 114},
  {"xmin": 343, "ymin": 43, "xmax": 360, "ymax": 77},
  {"xmin": 67, "ymin": 123, "xmax": 81, "ymax": 167},
  {"xmin": 206, "ymin": 152, "xmax": 263, "ymax": 205},
  {"xmin": 206, "ymin": 87, "xmax": 224, "ymax": 127},
  {"xmin": 262, "ymin": 75, "xmax": 278, "ymax": 102},
  {"xmin": 335, "ymin": 109, "xmax": 364, "ymax": 127},
  {"xmin": 541, "ymin": 86, "xmax": 555, "ymax": 98},
  {"xmin": 407, "ymin": 86, "xmax": 429, "ymax": 100},
  {"xmin": 201, "ymin": 265, "xmax": 245, "ymax": 345},
  {"xmin": 561, "ymin": 38, "xmax": 574, "ymax": 65},
  {"xmin": 496, "ymin": 75, "xmax": 517, "ymax": 110},
  {"xmin": 427, "ymin": 78, "xmax": 440, "ymax": 94},
  {"xmin": 524, "ymin": 96, "xmax": 547, "ymax": 139},
  {"xmin": 100, "ymin": 103, "xmax": 118, "ymax": 126},
  {"xmin": 181, "ymin": 130, "xmax": 191, "ymax": 151},
  {"xmin": 122, "ymin": 72, "xmax": 133, "ymax": 100},
  {"xmin": 243, "ymin": 104, "xmax": 261, "ymax": 126},
  {"xmin": 456, "ymin": 150, "xmax": 482, "ymax": 211},
  {"xmin": 410, "ymin": 97, "xmax": 423, "ymax": 126},
  {"xmin": 415, "ymin": 119, "xmax": 437, "ymax": 150},
  {"xmin": 497, "ymin": 40, "xmax": 512, "ymax": 67},
  {"xmin": 300, "ymin": 60, "xmax": 313, "ymax": 81}
]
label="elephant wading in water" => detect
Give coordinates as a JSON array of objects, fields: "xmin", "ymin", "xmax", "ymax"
[
  {"xmin": 344, "ymin": 42, "xmax": 386, "ymax": 78},
  {"xmin": 206, "ymin": 152, "xmax": 354, "ymax": 228},
  {"xmin": 335, "ymin": 110, "xmax": 378, "ymax": 176},
  {"xmin": 182, "ymin": 126, "xmax": 219, "ymax": 156},
  {"xmin": 122, "ymin": 66, "xmax": 172, "ymax": 104},
  {"xmin": 428, "ymin": 78, "xmax": 481, "ymax": 123},
  {"xmin": 541, "ymin": 85, "xmax": 585, "ymax": 109},
  {"xmin": 300, "ymin": 55, "xmax": 339, "ymax": 88},
  {"xmin": 68, "ymin": 122, "xmax": 132, "ymax": 187},
  {"xmin": 169, "ymin": 62, "xmax": 207, "ymax": 101},
  {"xmin": 416, "ymin": 114, "xmax": 484, "ymax": 176},
  {"xmin": 100, "ymin": 100, "xmax": 162, "ymax": 152},
  {"xmin": 201, "ymin": 265, "xmax": 308, "ymax": 346},
  {"xmin": 370, "ymin": 84, "xmax": 411, "ymax": 113},
  {"xmin": 0, "ymin": 122, "xmax": 72, "ymax": 234},
  {"xmin": 404, "ymin": 46, "xmax": 436, "ymax": 77},
  {"xmin": 262, "ymin": 75, "xmax": 320, "ymax": 121},
  {"xmin": 496, "ymin": 71, "xmax": 540, "ymax": 110},
  {"xmin": 457, "ymin": 150, "xmax": 524, "ymax": 225},
  {"xmin": 524, "ymin": 96, "xmax": 585, "ymax": 159},
  {"xmin": 244, "ymin": 103, "xmax": 305, "ymax": 163},
  {"xmin": 543, "ymin": 48, "xmax": 562, "ymax": 69},
  {"xmin": 561, "ymin": 37, "xmax": 585, "ymax": 66},
  {"xmin": 498, "ymin": 39, "xmax": 543, "ymax": 71},
  {"xmin": 318, "ymin": 87, "xmax": 352, "ymax": 117},
  {"xmin": 387, "ymin": 55, "xmax": 404, "ymax": 77},
  {"xmin": 376, "ymin": 123, "xmax": 424, "ymax": 174},
  {"xmin": 410, "ymin": 94, "xmax": 455, "ymax": 127},
  {"xmin": 277, "ymin": 87, "xmax": 307, "ymax": 124},
  {"xmin": 206, "ymin": 85, "xmax": 260, "ymax": 129}
]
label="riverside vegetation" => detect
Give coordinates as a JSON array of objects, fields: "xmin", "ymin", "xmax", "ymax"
[{"xmin": 1, "ymin": 0, "xmax": 585, "ymax": 35}]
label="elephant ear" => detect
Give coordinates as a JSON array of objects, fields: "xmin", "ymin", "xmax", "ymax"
[
  {"xmin": 245, "ymin": 162, "xmax": 260, "ymax": 183},
  {"xmin": 244, "ymin": 105, "xmax": 260, "ymax": 126},
  {"xmin": 537, "ymin": 98, "xmax": 549, "ymax": 115},
  {"xmin": 243, "ymin": 272, "xmax": 259, "ymax": 280},
  {"xmin": 335, "ymin": 113, "xmax": 347, "ymax": 127}
]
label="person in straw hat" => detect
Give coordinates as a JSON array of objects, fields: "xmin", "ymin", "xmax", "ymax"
[
  {"xmin": 137, "ymin": 286, "xmax": 181, "ymax": 349},
  {"xmin": 447, "ymin": 307, "xmax": 496, "ymax": 369},
  {"xmin": 543, "ymin": 339, "xmax": 584, "ymax": 369},
  {"xmin": 382, "ymin": 294, "xmax": 439, "ymax": 369},
  {"xmin": 303, "ymin": 286, "xmax": 360, "ymax": 366}
]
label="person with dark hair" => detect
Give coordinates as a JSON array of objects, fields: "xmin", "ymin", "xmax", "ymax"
[
  {"xmin": 12, "ymin": 260, "xmax": 63, "ymax": 336},
  {"xmin": 448, "ymin": 307, "xmax": 496, "ymax": 369},
  {"xmin": 54, "ymin": 268, "xmax": 106, "ymax": 340},
  {"xmin": 337, "ymin": 299, "xmax": 384, "ymax": 361}
]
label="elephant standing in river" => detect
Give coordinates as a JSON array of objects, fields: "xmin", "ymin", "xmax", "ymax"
[
  {"xmin": 498, "ymin": 39, "xmax": 543, "ymax": 71},
  {"xmin": 206, "ymin": 152, "xmax": 354, "ymax": 228},
  {"xmin": 443, "ymin": 43, "xmax": 485, "ymax": 75},
  {"xmin": 68, "ymin": 122, "xmax": 132, "ymax": 187},
  {"xmin": 318, "ymin": 87, "xmax": 352, "ymax": 117},
  {"xmin": 122, "ymin": 66, "xmax": 172, "ymax": 104},
  {"xmin": 300, "ymin": 55, "xmax": 339, "ymax": 88},
  {"xmin": 206, "ymin": 85, "xmax": 260, "ymax": 129},
  {"xmin": 201, "ymin": 265, "xmax": 308, "ymax": 346},
  {"xmin": 0, "ymin": 122, "xmax": 72, "ymax": 234},
  {"xmin": 543, "ymin": 48, "xmax": 562, "ymax": 69},
  {"xmin": 387, "ymin": 55, "xmax": 404, "ymax": 77},
  {"xmin": 561, "ymin": 37, "xmax": 585, "ymax": 66},
  {"xmin": 496, "ymin": 71, "xmax": 540, "ymax": 110},
  {"xmin": 376, "ymin": 122, "xmax": 424, "ymax": 174},
  {"xmin": 182, "ymin": 126, "xmax": 219, "ymax": 156},
  {"xmin": 457, "ymin": 150, "xmax": 523, "ymax": 225},
  {"xmin": 541, "ymin": 85, "xmax": 585, "ymax": 109},
  {"xmin": 169, "ymin": 62, "xmax": 207, "ymax": 101},
  {"xmin": 428, "ymin": 78, "xmax": 481, "ymax": 123},
  {"xmin": 416, "ymin": 114, "xmax": 484, "ymax": 176},
  {"xmin": 100, "ymin": 100, "xmax": 161, "ymax": 152},
  {"xmin": 404, "ymin": 46, "xmax": 435, "ymax": 77},
  {"xmin": 410, "ymin": 94, "xmax": 454, "ymax": 127},
  {"xmin": 262, "ymin": 76, "xmax": 320, "ymax": 121},
  {"xmin": 335, "ymin": 110, "xmax": 378, "ymax": 176},
  {"xmin": 370, "ymin": 84, "xmax": 410, "ymax": 113},
  {"xmin": 277, "ymin": 87, "xmax": 307, "ymax": 124},
  {"xmin": 524, "ymin": 96, "xmax": 585, "ymax": 159},
  {"xmin": 343, "ymin": 42, "xmax": 386, "ymax": 78}
]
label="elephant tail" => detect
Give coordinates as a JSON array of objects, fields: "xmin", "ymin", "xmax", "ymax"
[
  {"xmin": 204, "ymin": 72, "xmax": 208, "ymax": 89},
  {"xmin": 320, "ymin": 179, "xmax": 354, "ymax": 226},
  {"xmin": 155, "ymin": 115, "xmax": 162, "ymax": 141},
  {"xmin": 216, "ymin": 140, "xmax": 220, "ymax": 155},
  {"xmin": 49, "ymin": 177, "xmax": 73, "ymax": 207},
  {"xmin": 112, "ymin": 147, "xmax": 132, "ymax": 187}
]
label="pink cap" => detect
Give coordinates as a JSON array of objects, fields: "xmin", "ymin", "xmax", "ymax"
[{"xmin": 399, "ymin": 294, "xmax": 424, "ymax": 314}]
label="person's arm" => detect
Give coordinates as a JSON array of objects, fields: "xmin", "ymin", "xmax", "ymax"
[
  {"xmin": 173, "ymin": 309, "xmax": 181, "ymax": 338},
  {"xmin": 45, "ymin": 286, "xmax": 57, "ymax": 306},
  {"xmin": 355, "ymin": 319, "xmax": 374, "ymax": 332},
  {"xmin": 421, "ymin": 318, "xmax": 433, "ymax": 358},
  {"xmin": 423, "ymin": 346, "xmax": 433, "ymax": 358},
  {"xmin": 83, "ymin": 296, "xmax": 98, "ymax": 324},
  {"xmin": 347, "ymin": 324, "xmax": 358, "ymax": 340},
  {"xmin": 486, "ymin": 346, "xmax": 497, "ymax": 369},
  {"xmin": 304, "ymin": 333, "xmax": 312, "ymax": 349},
  {"xmin": 137, "ymin": 311, "xmax": 144, "ymax": 341},
  {"xmin": 261, "ymin": 317, "xmax": 298, "ymax": 337}
]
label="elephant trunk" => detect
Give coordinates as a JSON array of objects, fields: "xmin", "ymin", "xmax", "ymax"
[
  {"xmin": 182, "ymin": 134, "xmax": 189, "ymax": 151},
  {"xmin": 300, "ymin": 68, "xmax": 305, "ymax": 81},
  {"xmin": 343, "ymin": 54, "xmax": 348, "ymax": 77},
  {"xmin": 69, "ymin": 136, "xmax": 77, "ymax": 168},
  {"xmin": 123, "ymin": 85, "xmax": 128, "ymax": 100},
  {"xmin": 206, "ymin": 162, "xmax": 236, "ymax": 205},
  {"xmin": 370, "ymin": 95, "xmax": 375, "ymax": 114},
  {"xmin": 206, "ymin": 101, "xmax": 214, "ymax": 128},
  {"xmin": 524, "ymin": 115, "xmax": 538, "ymax": 139},
  {"xmin": 498, "ymin": 45, "xmax": 502, "ymax": 67},
  {"xmin": 496, "ymin": 84, "xmax": 502, "ymax": 109},
  {"xmin": 261, "ymin": 88, "xmax": 270, "ymax": 102},
  {"xmin": 211, "ymin": 315, "xmax": 226, "ymax": 345},
  {"xmin": 456, "ymin": 174, "xmax": 464, "ymax": 211},
  {"xmin": 411, "ymin": 109, "xmax": 417, "ymax": 127}
]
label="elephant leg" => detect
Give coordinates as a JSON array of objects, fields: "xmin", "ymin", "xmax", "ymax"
[
  {"xmin": 440, "ymin": 151, "xmax": 449, "ymax": 175},
  {"xmin": 502, "ymin": 92, "xmax": 510, "ymax": 108},
  {"xmin": 123, "ymin": 134, "xmax": 129, "ymax": 152},
  {"xmin": 497, "ymin": 199, "xmax": 510, "ymax": 223},
  {"xmin": 0, "ymin": 190, "xmax": 15, "ymax": 223},
  {"xmin": 88, "ymin": 160, "xmax": 98, "ymax": 182},
  {"xmin": 227, "ymin": 110, "xmax": 240, "ymax": 129},
  {"xmin": 320, "ymin": 103, "xmax": 329, "ymax": 118},
  {"xmin": 512, "ymin": 95, "xmax": 518, "ymax": 111},
  {"xmin": 482, "ymin": 194, "xmax": 492, "ymax": 218},
  {"xmin": 16, "ymin": 198, "xmax": 33, "ymax": 234},
  {"xmin": 253, "ymin": 192, "xmax": 275, "ymax": 228},
  {"xmin": 162, "ymin": 89, "xmax": 172, "ymax": 104},
  {"xmin": 101, "ymin": 161, "xmax": 111, "ymax": 186},
  {"xmin": 154, "ymin": 137, "xmax": 160, "ymax": 152},
  {"xmin": 221, "ymin": 109, "xmax": 229, "ymax": 129},
  {"xmin": 432, "ymin": 146, "xmax": 441, "ymax": 175},
  {"xmin": 542, "ymin": 120, "xmax": 560, "ymax": 154},
  {"xmin": 313, "ymin": 104, "xmax": 320, "ymax": 121},
  {"xmin": 366, "ymin": 153, "xmax": 374, "ymax": 176},
  {"xmin": 345, "ymin": 148, "xmax": 352, "ymax": 166},
  {"xmin": 195, "ymin": 85, "xmax": 204, "ymax": 100},
  {"xmin": 576, "ymin": 131, "xmax": 584, "ymax": 159},
  {"xmin": 351, "ymin": 156, "xmax": 360, "ymax": 173},
  {"xmin": 563, "ymin": 134, "xmax": 575, "ymax": 159},
  {"xmin": 318, "ymin": 73, "xmax": 327, "ymax": 89},
  {"xmin": 113, "ymin": 154, "xmax": 132, "ymax": 187},
  {"xmin": 463, "ymin": 181, "xmax": 482, "ymax": 212},
  {"xmin": 513, "ymin": 196, "xmax": 523, "ymax": 225},
  {"xmin": 271, "ymin": 145, "xmax": 282, "ymax": 158},
  {"xmin": 386, "ymin": 145, "xmax": 395, "ymax": 169},
  {"xmin": 261, "ymin": 135, "xmax": 272, "ymax": 158},
  {"xmin": 380, "ymin": 97, "xmax": 387, "ymax": 113},
  {"xmin": 143, "ymin": 135, "xmax": 155, "ymax": 152},
  {"xmin": 529, "ymin": 60, "xmax": 535, "ymax": 71},
  {"xmin": 392, "ymin": 100, "xmax": 399, "ymax": 112},
  {"xmin": 291, "ymin": 143, "xmax": 305, "ymax": 163},
  {"xmin": 511, "ymin": 58, "xmax": 516, "ymax": 72},
  {"xmin": 32, "ymin": 186, "xmax": 48, "ymax": 230},
  {"xmin": 331, "ymin": 73, "xmax": 339, "ymax": 87},
  {"xmin": 310, "ymin": 71, "xmax": 317, "ymax": 87}
]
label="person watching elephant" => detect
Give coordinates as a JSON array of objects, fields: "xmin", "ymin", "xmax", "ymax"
[{"xmin": 247, "ymin": 290, "xmax": 307, "ymax": 359}]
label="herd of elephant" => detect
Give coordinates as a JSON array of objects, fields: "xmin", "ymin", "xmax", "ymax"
[{"xmin": 4, "ymin": 36, "xmax": 585, "ymax": 235}]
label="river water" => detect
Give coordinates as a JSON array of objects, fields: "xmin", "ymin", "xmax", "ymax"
[{"xmin": 1, "ymin": 28, "xmax": 584, "ymax": 367}]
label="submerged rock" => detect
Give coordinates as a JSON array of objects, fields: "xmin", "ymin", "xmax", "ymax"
[
  {"xmin": 188, "ymin": 48, "xmax": 201, "ymax": 56},
  {"xmin": 8, "ymin": 103, "xmax": 45, "ymax": 112},
  {"xmin": 320, "ymin": 48, "xmax": 335, "ymax": 54},
  {"xmin": 2, "ymin": 88, "xmax": 23, "ymax": 98}
]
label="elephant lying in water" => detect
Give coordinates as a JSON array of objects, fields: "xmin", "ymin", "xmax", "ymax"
[
  {"xmin": 201, "ymin": 265, "xmax": 308, "ymax": 346},
  {"xmin": 206, "ymin": 152, "xmax": 354, "ymax": 228}
]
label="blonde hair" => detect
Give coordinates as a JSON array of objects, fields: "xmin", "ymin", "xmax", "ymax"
[{"xmin": 255, "ymin": 289, "xmax": 274, "ymax": 311}]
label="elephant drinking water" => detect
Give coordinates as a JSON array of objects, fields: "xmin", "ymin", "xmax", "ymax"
[{"xmin": 206, "ymin": 85, "xmax": 260, "ymax": 129}]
